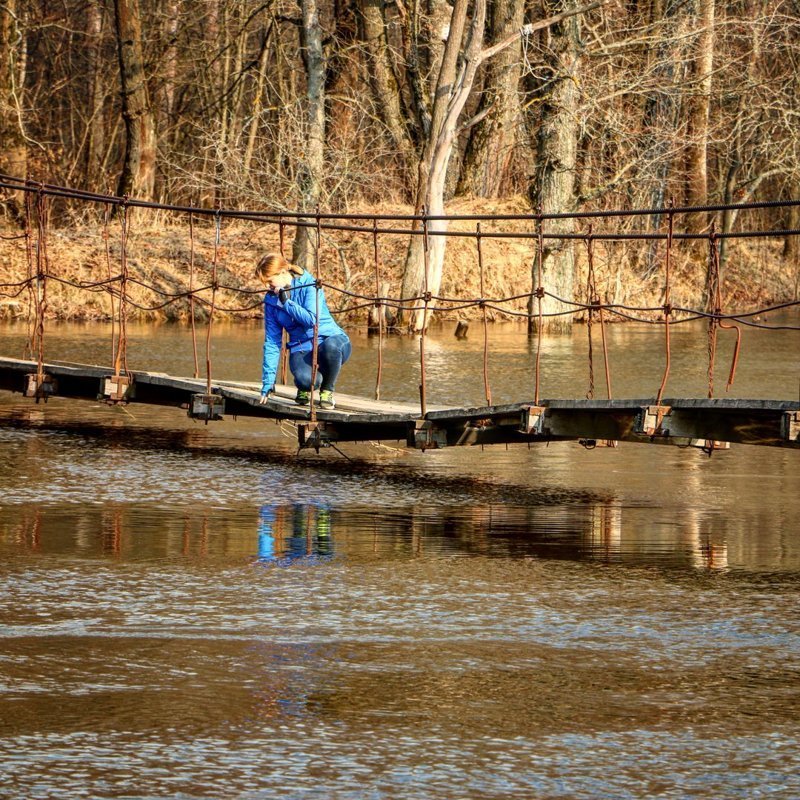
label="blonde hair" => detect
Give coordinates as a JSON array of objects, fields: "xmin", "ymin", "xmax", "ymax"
[{"xmin": 255, "ymin": 252, "xmax": 303, "ymax": 280}]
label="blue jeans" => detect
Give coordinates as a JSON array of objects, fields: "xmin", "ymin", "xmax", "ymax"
[{"xmin": 289, "ymin": 334, "xmax": 351, "ymax": 392}]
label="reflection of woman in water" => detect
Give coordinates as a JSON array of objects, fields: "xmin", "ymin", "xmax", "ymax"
[{"xmin": 258, "ymin": 504, "xmax": 333, "ymax": 562}]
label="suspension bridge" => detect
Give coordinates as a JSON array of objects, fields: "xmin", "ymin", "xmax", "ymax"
[{"xmin": 0, "ymin": 176, "xmax": 798, "ymax": 452}]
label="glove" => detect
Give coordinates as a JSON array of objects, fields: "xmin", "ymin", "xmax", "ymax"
[
  {"xmin": 259, "ymin": 385, "xmax": 273, "ymax": 404},
  {"xmin": 278, "ymin": 287, "xmax": 289, "ymax": 305}
]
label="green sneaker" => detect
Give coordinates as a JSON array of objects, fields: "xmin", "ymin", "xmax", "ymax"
[
  {"xmin": 295, "ymin": 389, "xmax": 310, "ymax": 406},
  {"xmin": 319, "ymin": 389, "xmax": 335, "ymax": 409}
]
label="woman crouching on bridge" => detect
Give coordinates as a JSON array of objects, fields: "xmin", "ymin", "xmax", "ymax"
[{"xmin": 256, "ymin": 253, "xmax": 351, "ymax": 409}]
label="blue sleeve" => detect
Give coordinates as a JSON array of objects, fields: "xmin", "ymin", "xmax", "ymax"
[
  {"xmin": 282, "ymin": 282, "xmax": 319, "ymax": 329},
  {"xmin": 261, "ymin": 302, "xmax": 283, "ymax": 392}
]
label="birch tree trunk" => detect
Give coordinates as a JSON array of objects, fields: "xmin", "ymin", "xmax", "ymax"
[
  {"xmin": 293, "ymin": 0, "xmax": 326, "ymax": 269},
  {"xmin": 113, "ymin": 0, "xmax": 157, "ymax": 200},
  {"xmin": 528, "ymin": 1, "xmax": 581, "ymax": 334},
  {"xmin": 399, "ymin": 0, "xmax": 484, "ymax": 332},
  {"xmin": 0, "ymin": 0, "xmax": 27, "ymax": 221}
]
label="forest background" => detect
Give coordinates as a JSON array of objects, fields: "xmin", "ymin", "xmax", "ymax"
[{"xmin": 0, "ymin": 0, "xmax": 799, "ymax": 331}]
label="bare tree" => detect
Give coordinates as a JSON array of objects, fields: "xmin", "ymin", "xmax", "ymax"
[
  {"xmin": 293, "ymin": 0, "xmax": 327, "ymax": 268},
  {"xmin": 0, "ymin": 0, "xmax": 27, "ymax": 220},
  {"xmin": 458, "ymin": 0, "xmax": 526, "ymax": 198},
  {"xmin": 527, "ymin": 0, "xmax": 582, "ymax": 334},
  {"xmin": 113, "ymin": 0, "xmax": 157, "ymax": 200},
  {"xmin": 685, "ymin": 0, "xmax": 715, "ymax": 216}
]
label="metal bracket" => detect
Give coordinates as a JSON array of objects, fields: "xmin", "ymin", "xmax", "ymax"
[
  {"xmin": 636, "ymin": 405, "xmax": 672, "ymax": 436},
  {"xmin": 298, "ymin": 421, "xmax": 325, "ymax": 451},
  {"xmin": 413, "ymin": 419, "xmax": 448, "ymax": 450},
  {"xmin": 519, "ymin": 405, "xmax": 547, "ymax": 435},
  {"xmin": 783, "ymin": 411, "xmax": 800, "ymax": 442},
  {"xmin": 688, "ymin": 439, "xmax": 730, "ymax": 452},
  {"xmin": 24, "ymin": 372, "xmax": 56, "ymax": 401},
  {"xmin": 101, "ymin": 374, "xmax": 134, "ymax": 403},
  {"xmin": 189, "ymin": 393, "xmax": 225, "ymax": 421}
]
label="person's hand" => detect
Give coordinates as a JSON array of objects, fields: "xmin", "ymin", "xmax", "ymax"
[
  {"xmin": 278, "ymin": 287, "xmax": 289, "ymax": 305},
  {"xmin": 259, "ymin": 386, "xmax": 273, "ymax": 404}
]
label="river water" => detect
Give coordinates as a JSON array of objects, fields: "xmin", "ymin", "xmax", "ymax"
[{"xmin": 0, "ymin": 318, "xmax": 799, "ymax": 799}]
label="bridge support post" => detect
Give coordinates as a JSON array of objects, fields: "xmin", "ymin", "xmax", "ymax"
[
  {"xmin": 411, "ymin": 419, "xmax": 447, "ymax": 450},
  {"xmin": 519, "ymin": 405, "xmax": 547, "ymax": 435},
  {"xmin": 298, "ymin": 421, "xmax": 330, "ymax": 452},
  {"xmin": 783, "ymin": 411, "xmax": 800, "ymax": 442},
  {"xmin": 636, "ymin": 405, "xmax": 672, "ymax": 436},
  {"xmin": 101, "ymin": 374, "xmax": 134, "ymax": 403},
  {"xmin": 189, "ymin": 393, "xmax": 225, "ymax": 421},
  {"xmin": 24, "ymin": 372, "xmax": 56, "ymax": 401}
]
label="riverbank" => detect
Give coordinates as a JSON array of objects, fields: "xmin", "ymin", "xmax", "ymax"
[{"xmin": 1, "ymin": 197, "xmax": 797, "ymax": 324}]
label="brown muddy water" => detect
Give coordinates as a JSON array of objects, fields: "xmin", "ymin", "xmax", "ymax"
[{"xmin": 0, "ymin": 318, "xmax": 799, "ymax": 799}]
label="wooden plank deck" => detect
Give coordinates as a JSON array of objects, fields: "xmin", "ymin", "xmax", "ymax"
[{"xmin": 1, "ymin": 356, "xmax": 798, "ymax": 450}]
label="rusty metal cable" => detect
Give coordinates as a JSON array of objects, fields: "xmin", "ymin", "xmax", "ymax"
[
  {"xmin": 205, "ymin": 209, "xmax": 221, "ymax": 395},
  {"xmin": 34, "ymin": 189, "xmax": 49, "ymax": 384},
  {"xmin": 707, "ymin": 228, "xmax": 720, "ymax": 398},
  {"xmin": 585, "ymin": 228, "xmax": 596, "ymax": 400},
  {"xmin": 114, "ymin": 199, "xmax": 130, "ymax": 378},
  {"xmin": 102, "ymin": 203, "xmax": 117, "ymax": 370},
  {"xmin": 710, "ymin": 227, "xmax": 742, "ymax": 391},
  {"xmin": 23, "ymin": 191, "xmax": 35, "ymax": 361},
  {"xmin": 3, "ymin": 173, "xmax": 799, "ymax": 225},
  {"xmin": 309, "ymin": 210, "xmax": 322, "ymax": 423},
  {"xmin": 373, "ymin": 218, "xmax": 384, "ymax": 401},
  {"xmin": 655, "ymin": 210, "xmax": 674, "ymax": 406},
  {"xmin": 188, "ymin": 212, "xmax": 199, "ymax": 378},
  {"xmin": 419, "ymin": 209, "xmax": 431, "ymax": 417},
  {"xmin": 534, "ymin": 210, "xmax": 544, "ymax": 406},
  {"xmin": 477, "ymin": 223, "xmax": 492, "ymax": 407}
]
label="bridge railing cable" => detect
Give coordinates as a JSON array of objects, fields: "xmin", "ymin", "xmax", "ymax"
[{"xmin": 2, "ymin": 175, "xmax": 800, "ymax": 411}]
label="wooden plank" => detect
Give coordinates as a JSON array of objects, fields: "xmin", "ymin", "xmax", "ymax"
[{"xmin": 1, "ymin": 356, "xmax": 799, "ymax": 449}]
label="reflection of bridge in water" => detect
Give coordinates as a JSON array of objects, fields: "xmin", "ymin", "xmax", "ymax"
[
  {"xmin": 0, "ymin": 499, "xmax": 739, "ymax": 572},
  {"xmin": 1, "ymin": 178, "xmax": 798, "ymax": 452}
]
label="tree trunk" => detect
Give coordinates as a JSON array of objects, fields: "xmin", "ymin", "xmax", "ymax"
[
  {"xmin": 244, "ymin": 22, "xmax": 273, "ymax": 175},
  {"xmin": 399, "ymin": 0, "xmax": 484, "ymax": 332},
  {"xmin": 293, "ymin": 0, "xmax": 327, "ymax": 270},
  {"xmin": 113, "ymin": 0, "xmax": 157, "ymax": 200},
  {"xmin": 86, "ymin": 1, "xmax": 107, "ymax": 189},
  {"xmin": 641, "ymin": 0, "xmax": 687, "ymax": 273},
  {"xmin": 458, "ymin": 0, "xmax": 525, "ymax": 198},
  {"xmin": 0, "ymin": 0, "xmax": 27, "ymax": 221},
  {"xmin": 356, "ymin": 0, "xmax": 417, "ymax": 197},
  {"xmin": 527, "ymin": 1, "xmax": 582, "ymax": 334},
  {"xmin": 161, "ymin": 1, "xmax": 180, "ymax": 140},
  {"xmin": 685, "ymin": 0, "xmax": 715, "ymax": 222}
]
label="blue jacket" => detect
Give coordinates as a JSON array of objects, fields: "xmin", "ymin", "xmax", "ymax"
[{"xmin": 261, "ymin": 270, "xmax": 348, "ymax": 391}]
